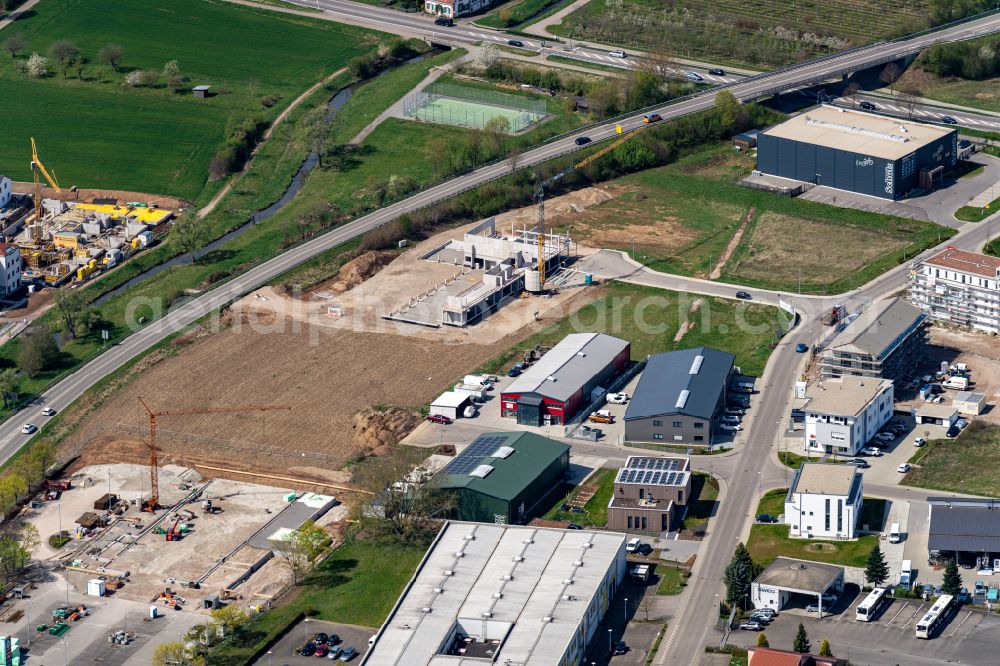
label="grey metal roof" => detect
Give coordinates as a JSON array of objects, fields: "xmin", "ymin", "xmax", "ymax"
[
  {"xmin": 753, "ymin": 557, "xmax": 842, "ymax": 595},
  {"xmin": 928, "ymin": 498, "xmax": 1000, "ymax": 552},
  {"xmin": 624, "ymin": 347, "xmax": 734, "ymax": 421},
  {"xmin": 503, "ymin": 333, "xmax": 629, "ymax": 403},
  {"xmin": 827, "ymin": 297, "xmax": 925, "ymax": 359}
]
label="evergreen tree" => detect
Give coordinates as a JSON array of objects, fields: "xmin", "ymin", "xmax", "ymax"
[
  {"xmin": 724, "ymin": 542, "xmax": 754, "ymax": 607},
  {"xmin": 756, "ymin": 632, "xmax": 769, "ymax": 648},
  {"xmin": 818, "ymin": 639, "xmax": 832, "ymax": 657},
  {"xmin": 865, "ymin": 544, "xmax": 890, "ymax": 587},
  {"xmin": 942, "ymin": 560, "xmax": 962, "ymax": 596},
  {"xmin": 792, "ymin": 623, "xmax": 811, "ymax": 654}
]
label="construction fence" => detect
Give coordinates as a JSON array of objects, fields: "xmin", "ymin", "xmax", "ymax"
[{"xmin": 403, "ymin": 82, "xmax": 547, "ymax": 132}]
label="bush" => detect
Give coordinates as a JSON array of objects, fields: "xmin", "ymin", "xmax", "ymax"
[{"xmin": 49, "ymin": 532, "xmax": 70, "ymax": 549}]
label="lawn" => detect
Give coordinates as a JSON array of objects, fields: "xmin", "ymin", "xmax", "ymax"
[
  {"xmin": 0, "ymin": 0, "xmax": 379, "ymax": 199},
  {"xmin": 210, "ymin": 537, "xmax": 428, "ymax": 665},
  {"xmin": 954, "ymin": 194, "xmax": 1000, "ymax": 222},
  {"xmin": 542, "ymin": 467, "xmax": 617, "ymax": 526},
  {"xmin": 656, "ymin": 566, "xmax": 689, "ymax": 595},
  {"xmin": 681, "ymin": 472, "xmax": 719, "ymax": 537},
  {"xmin": 546, "ymin": 54, "xmax": 626, "ymax": 74},
  {"xmin": 546, "ymin": 0, "xmax": 932, "ymax": 67},
  {"xmin": 897, "ymin": 67, "xmax": 1000, "ymax": 114},
  {"xmin": 563, "ymin": 144, "xmax": 951, "ymax": 293},
  {"xmin": 477, "ymin": 282, "xmax": 791, "ymax": 378},
  {"xmin": 476, "ymin": 0, "xmax": 574, "ymax": 29},
  {"xmin": 778, "ymin": 451, "xmax": 846, "ymax": 468},
  {"xmin": 747, "ymin": 490, "xmax": 880, "ymax": 568},
  {"xmin": 902, "ymin": 422, "xmax": 1000, "ymax": 496}
]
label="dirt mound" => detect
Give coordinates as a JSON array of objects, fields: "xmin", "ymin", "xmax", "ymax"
[
  {"xmin": 327, "ymin": 250, "xmax": 396, "ymax": 294},
  {"xmin": 352, "ymin": 407, "xmax": 420, "ymax": 456}
]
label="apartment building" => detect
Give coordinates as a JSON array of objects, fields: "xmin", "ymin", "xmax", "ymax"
[
  {"xmin": 801, "ymin": 377, "xmax": 894, "ymax": 456},
  {"xmin": 820, "ymin": 297, "xmax": 926, "ymax": 381},
  {"xmin": 606, "ymin": 456, "xmax": 692, "ymax": 534},
  {"xmin": 785, "ymin": 463, "xmax": 863, "ymax": 540},
  {"xmin": 908, "ymin": 248, "xmax": 1000, "ymax": 334}
]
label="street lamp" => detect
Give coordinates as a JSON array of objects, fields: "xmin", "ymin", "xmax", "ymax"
[
  {"xmin": 267, "ymin": 650, "xmax": 273, "ymax": 666},
  {"xmin": 607, "ymin": 628, "xmax": 612, "ymax": 654},
  {"xmin": 624, "ymin": 597, "xmax": 628, "ymax": 623}
]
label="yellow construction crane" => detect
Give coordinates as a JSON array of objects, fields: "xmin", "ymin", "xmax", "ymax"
[
  {"xmin": 534, "ymin": 125, "xmax": 648, "ymax": 287},
  {"xmin": 30, "ymin": 138, "xmax": 61, "ymax": 222},
  {"xmin": 137, "ymin": 398, "xmax": 292, "ymax": 512}
]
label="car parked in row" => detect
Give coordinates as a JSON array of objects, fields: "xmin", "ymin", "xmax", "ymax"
[
  {"xmin": 720, "ymin": 423, "xmax": 742, "ymax": 432},
  {"xmin": 739, "ymin": 620, "xmax": 764, "ymax": 631},
  {"xmin": 861, "ymin": 447, "xmax": 883, "ymax": 457},
  {"xmin": 607, "ymin": 392, "xmax": 629, "ymax": 404},
  {"xmin": 756, "ymin": 514, "xmax": 779, "ymax": 523}
]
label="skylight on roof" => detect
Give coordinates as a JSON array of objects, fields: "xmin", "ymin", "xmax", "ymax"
[
  {"xmin": 492, "ymin": 446, "xmax": 515, "ymax": 459},
  {"xmin": 689, "ymin": 355, "xmax": 704, "ymax": 375},
  {"xmin": 676, "ymin": 390, "xmax": 690, "ymax": 409},
  {"xmin": 469, "ymin": 465, "xmax": 494, "ymax": 479}
]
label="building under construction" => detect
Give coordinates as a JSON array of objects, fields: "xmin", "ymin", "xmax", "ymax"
[{"xmin": 386, "ymin": 216, "xmax": 573, "ymax": 327}]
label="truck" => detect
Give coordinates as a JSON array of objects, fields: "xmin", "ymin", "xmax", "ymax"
[
  {"xmin": 629, "ymin": 564, "xmax": 651, "ymax": 583},
  {"xmin": 900, "ymin": 560, "xmax": 913, "ymax": 587},
  {"xmin": 463, "ymin": 375, "xmax": 492, "ymax": 389},
  {"xmin": 889, "ymin": 522, "xmax": 901, "ymax": 544},
  {"xmin": 453, "ymin": 383, "xmax": 488, "ymax": 400},
  {"xmin": 821, "ymin": 304, "xmax": 847, "ymax": 326},
  {"xmin": 944, "ymin": 376, "xmax": 969, "ymax": 390}
]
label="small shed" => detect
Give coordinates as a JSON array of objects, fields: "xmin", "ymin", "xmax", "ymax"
[
  {"xmin": 94, "ymin": 493, "xmax": 118, "ymax": 510},
  {"xmin": 733, "ymin": 129, "xmax": 759, "ymax": 150},
  {"xmin": 953, "ymin": 391, "xmax": 987, "ymax": 416},
  {"xmin": 192, "ymin": 85, "xmax": 211, "ymax": 99},
  {"xmin": 914, "ymin": 403, "xmax": 959, "ymax": 427},
  {"xmin": 429, "ymin": 391, "xmax": 471, "ymax": 420}
]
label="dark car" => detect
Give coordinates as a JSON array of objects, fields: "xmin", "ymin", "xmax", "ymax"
[
  {"xmin": 736, "ymin": 291, "xmax": 752, "ymax": 300},
  {"xmin": 426, "ymin": 414, "xmax": 452, "ymax": 424},
  {"xmin": 637, "ymin": 543, "xmax": 654, "ymax": 556},
  {"xmin": 328, "ymin": 634, "xmax": 341, "ymax": 646},
  {"xmin": 756, "ymin": 514, "xmax": 778, "ymax": 523},
  {"xmin": 301, "ymin": 643, "xmax": 316, "ymax": 657},
  {"xmin": 568, "ymin": 523, "xmax": 583, "ymax": 530},
  {"xmin": 708, "ymin": 68, "xmax": 725, "ymax": 76},
  {"xmin": 795, "ymin": 343, "xmax": 808, "ymax": 353},
  {"xmin": 574, "ymin": 136, "xmax": 591, "ymax": 146},
  {"xmin": 849, "ymin": 459, "xmax": 870, "ymax": 468},
  {"xmin": 941, "ymin": 115, "xmax": 958, "ymax": 124},
  {"xmin": 507, "ymin": 367, "xmax": 522, "ymax": 377},
  {"xmin": 946, "ymin": 425, "xmax": 961, "ymax": 437},
  {"xmin": 508, "ymin": 39, "xmax": 524, "ymax": 47},
  {"xmin": 434, "ymin": 17, "xmax": 453, "ymax": 26},
  {"xmin": 859, "ymin": 100, "xmax": 877, "ymax": 110},
  {"xmin": 613, "ymin": 641, "xmax": 628, "ymax": 655},
  {"xmin": 313, "ymin": 633, "xmax": 329, "ymax": 645}
]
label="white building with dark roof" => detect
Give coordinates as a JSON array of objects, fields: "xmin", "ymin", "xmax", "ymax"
[
  {"xmin": 363, "ymin": 521, "xmax": 626, "ymax": 666},
  {"xmin": 785, "ymin": 463, "xmax": 863, "ymax": 540}
]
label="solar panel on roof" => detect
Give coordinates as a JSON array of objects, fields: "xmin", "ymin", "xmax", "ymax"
[
  {"xmin": 445, "ymin": 435, "xmax": 509, "ymax": 475},
  {"xmin": 655, "ymin": 459, "xmax": 665, "ymax": 470},
  {"xmin": 652, "ymin": 472, "xmax": 661, "ymax": 484}
]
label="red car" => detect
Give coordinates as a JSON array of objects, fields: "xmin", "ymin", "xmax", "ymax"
[{"xmin": 427, "ymin": 414, "xmax": 452, "ymax": 424}]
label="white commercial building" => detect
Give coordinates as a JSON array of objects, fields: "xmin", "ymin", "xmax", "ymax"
[
  {"xmin": 429, "ymin": 391, "xmax": 472, "ymax": 421},
  {"xmin": 0, "ymin": 243, "xmax": 22, "ymax": 296},
  {"xmin": 801, "ymin": 377, "xmax": 894, "ymax": 456},
  {"xmin": 363, "ymin": 521, "xmax": 626, "ymax": 666},
  {"xmin": 785, "ymin": 463, "xmax": 863, "ymax": 540},
  {"xmin": 909, "ymin": 248, "xmax": 1000, "ymax": 334},
  {"xmin": 751, "ymin": 557, "xmax": 845, "ymax": 614}
]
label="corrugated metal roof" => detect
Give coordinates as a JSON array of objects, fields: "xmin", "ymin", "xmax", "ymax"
[
  {"xmin": 504, "ymin": 333, "xmax": 629, "ymax": 402},
  {"xmin": 624, "ymin": 347, "xmax": 734, "ymax": 421},
  {"xmin": 827, "ymin": 297, "xmax": 924, "ymax": 359},
  {"xmin": 439, "ymin": 432, "xmax": 569, "ymax": 502},
  {"xmin": 928, "ymin": 498, "xmax": 1000, "ymax": 552}
]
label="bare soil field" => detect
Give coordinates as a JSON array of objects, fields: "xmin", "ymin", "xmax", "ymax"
[{"xmin": 724, "ymin": 212, "xmax": 910, "ymax": 285}]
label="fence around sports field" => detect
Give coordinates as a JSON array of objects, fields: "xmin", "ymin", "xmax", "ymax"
[{"xmin": 403, "ymin": 81, "xmax": 547, "ymax": 131}]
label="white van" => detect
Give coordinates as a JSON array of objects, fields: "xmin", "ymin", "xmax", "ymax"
[
  {"xmin": 626, "ymin": 537, "xmax": 641, "ymax": 553},
  {"xmin": 900, "ymin": 560, "xmax": 913, "ymax": 586},
  {"xmin": 889, "ymin": 522, "xmax": 901, "ymax": 543}
]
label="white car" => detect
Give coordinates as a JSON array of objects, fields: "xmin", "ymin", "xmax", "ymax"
[
  {"xmin": 21, "ymin": 423, "xmax": 37, "ymax": 435},
  {"xmin": 913, "ymin": 437, "xmax": 927, "ymax": 447},
  {"xmin": 720, "ymin": 423, "xmax": 742, "ymax": 432},
  {"xmin": 897, "ymin": 463, "xmax": 911, "ymax": 473},
  {"xmin": 607, "ymin": 392, "xmax": 629, "ymax": 404},
  {"xmin": 874, "ymin": 432, "xmax": 895, "ymax": 443},
  {"xmin": 861, "ymin": 447, "xmax": 883, "ymax": 457},
  {"xmin": 721, "ymin": 415, "xmax": 741, "ymax": 424},
  {"xmin": 625, "ymin": 537, "xmax": 641, "ymax": 553},
  {"xmin": 609, "ymin": 50, "xmax": 626, "ymax": 58},
  {"xmin": 956, "ymin": 419, "xmax": 969, "ymax": 429},
  {"xmin": 41, "ymin": 407, "xmax": 56, "ymax": 416}
]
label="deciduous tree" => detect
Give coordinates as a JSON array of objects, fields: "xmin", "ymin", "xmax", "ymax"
[
  {"xmin": 16, "ymin": 327, "xmax": 57, "ymax": 377},
  {"xmin": 210, "ymin": 605, "xmax": 249, "ymax": 635},
  {"xmin": 48, "ymin": 40, "xmax": 79, "ymax": 77},
  {"xmin": 880, "ymin": 62, "xmax": 902, "ymax": 95},
  {"xmin": 275, "ymin": 520, "xmax": 331, "ymax": 584},
  {"xmin": 163, "ymin": 60, "xmax": 183, "ymax": 92},
  {"xmin": 0, "ymin": 368, "xmax": 19, "ymax": 409},
  {"xmin": 99, "ymin": 43, "xmax": 123, "ymax": 72},
  {"xmin": 817, "ymin": 639, "xmax": 833, "ymax": 657},
  {"xmin": 3, "ymin": 33, "xmax": 25, "ymax": 59},
  {"xmin": 170, "ymin": 214, "xmax": 209, "ymax": 260}
]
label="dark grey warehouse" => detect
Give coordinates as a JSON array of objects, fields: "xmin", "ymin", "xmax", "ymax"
[{"xmin": 756, "ymin": 105, "xmax": 957, "ymax": 200}]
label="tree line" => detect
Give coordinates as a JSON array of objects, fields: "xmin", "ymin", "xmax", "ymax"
[{"xmin": 918, "ymin": 35, "xmax": 1000, "ymax": 80}]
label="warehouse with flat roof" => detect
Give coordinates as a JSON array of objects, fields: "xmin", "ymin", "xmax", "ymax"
[
  {"xmin": 363, "ymin": 521, "xmax": 626, "ymax": 666},
  {"xmin": 437, "ymin": 432, "xmax": 570, "ymax": 525},
  {"xmin": 501, "ymin": 333, "xmax": 630, "ymax": 426},
  {"xmin": 756, "ymin": 105, "xmax": 957, "ymax": 200}
]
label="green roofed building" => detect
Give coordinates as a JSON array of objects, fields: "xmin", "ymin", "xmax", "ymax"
[{"xmin": 439, "ymin": 432, "xmax": 570, "ymax": 525}]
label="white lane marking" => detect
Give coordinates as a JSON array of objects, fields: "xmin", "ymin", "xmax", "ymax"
[
  {"xmin": 949, "ymin": 610, "xmax": 974, "ymax": 637},
  {"xmin": 962, "ymin": 117, "xmax": 981, "ymax": 125}
]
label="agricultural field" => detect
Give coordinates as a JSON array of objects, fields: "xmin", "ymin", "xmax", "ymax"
[
  {"xmin": 0, "ymin": 0, "xmax": 379, "ymax": 200},
  {"xmin": 547, "ymin": 0, "xmax": 932, "ymax": 67},
  {"xmin": 559, "ymin": 144, "xmax": 948, "ymax": 293},
  {"xmin": 903, "ymin": 423, "xmax": 1000, "ymax": 496}
]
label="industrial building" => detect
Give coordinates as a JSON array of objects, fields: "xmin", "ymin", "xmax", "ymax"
[
  {"xmin": 784, "ymin": 463, "xmax": 863, "ymax": 540},
  {"xmin": 913, "ymin": 403, "xmax": 959, "ymax": 428},
  {"xmin": 751, "ymin": 557, "xmax": 845, "ymax": 613},
  {"xmin": 429, "ymin": 391, "xmax": 473, "ymax": 421},
  {"xmin": 363, "ymin": 521, "xmax": 626, "ymax": 666},
  {"xmin": 387, "ymin": 217, "xmax": 573, "ymax": 328},
  {"xmin": 908, "ymin": 248, "xmax": 1000, "ymax": 335},
  {"xmin": 606, "ymin": 456, "xmax": 691, "ymax": 534},
  {"xmin": 501, "ymin": 333, "xmax": 630, "ymax": 426},
  {"xmin": 928, "ymin": 497, "xmax": 1000, "ymax": 569},
  {"xmin": 437, "ymin": 432, "xmax": 570, "ymax": 525},
  {"xmin": 801, "ymin": 376, "xmax": 894, "ymax": 456},
  {"xmin": 623, "ymin": 347, "xmax": 736, "ymax": 445},
  {"xmin": 756, "ymin": 105, "xmax": 957, "ymax": 200},
  {"xmin": 820, "ymin": 297, "xmax": 926, "ymax": 381}
]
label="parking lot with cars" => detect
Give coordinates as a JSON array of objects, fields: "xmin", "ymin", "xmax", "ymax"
[{"xmin": 252, "ymin": 619, "xmax": 372, "ymax": 665}]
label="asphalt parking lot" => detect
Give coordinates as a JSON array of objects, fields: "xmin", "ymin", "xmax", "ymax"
[
  {"xmin": 252, "ymin": 619, "xmax": 373, "ymax": 665},
  {"xmin": 732, "ymin": 595, "xmax": 1000, "ymax": 665}
]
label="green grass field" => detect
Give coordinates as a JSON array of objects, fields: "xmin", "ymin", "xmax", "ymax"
[
  {"xmin": 475, "ymin": 0, "xmax": 574, "ymax": 29},
  {"xmin": 410, "ymin": 96, "xmax": 544, "ymax": 131},
  {"xmin": 903, "ymin": 423, "xmax": 1000, "ymax": 496},
  {"xmin": 542, "ymin": 468, "xmax": 616, "ymax": 525},
  {"xmin": 656, "ymin": 566, "xmax": 689, "ymax": 595},
  {"xmin": 681, "ymin": 472, "xmax": 719, "ymax": 536},
  {"xmin": 0, "ymin": 0, "xmax": 378, "ymax": 199},
  {"xmin": 477, "ymin": 282, "xmax": 791, "ymax": 378},
  {"xmin": 547, "ymin": 0, "xmax": 932, "ymax": 67}
]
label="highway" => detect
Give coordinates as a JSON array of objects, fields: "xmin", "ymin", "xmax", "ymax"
[{"xmin": 5, "ymin": 5, "xmax": 1000, "ymax": 663}]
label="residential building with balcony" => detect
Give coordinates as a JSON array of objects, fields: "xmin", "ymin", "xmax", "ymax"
[
  {"xmin": 606, "ymin": 456, "xmax": 692, "ymax": 535},
  {"xmin": 785, "ymin": 463, "xmax": 863, "ymax": 540},
  {"xmin": 908, "ymin": 248, "xmax": 1000, "ymax": 335},
  {"xmin": 801, "ymin": 376, "xmax": 894, "ymax": 456},
  {"xmin": 820, "ymin": 297, "xmax": 926, "ymax": 381}
]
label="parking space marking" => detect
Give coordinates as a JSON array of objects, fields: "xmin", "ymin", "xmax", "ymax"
[
  {"xmin": 900, "ymin": 603, "xmax": 924, "ymax": 629},
  {"xmin": 885, "ymin": 603, "xmax": 908, "ymax": 627},
  {"xmin": 948, "ymin": 610, "xmax": 974, "ymax": 637}
]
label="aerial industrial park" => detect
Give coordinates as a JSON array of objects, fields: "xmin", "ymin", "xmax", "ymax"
[{"xmin": 0, "ymin": 1, "xmax": 1000, "ymax": 665}]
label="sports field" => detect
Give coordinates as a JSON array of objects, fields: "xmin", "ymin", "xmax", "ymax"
[
  {"xmin": 0, "ymin": 0, "xmax": 379, "ymax": 200},
  {"xmin": 410, "ymin": 96, "xmax": 543, "ymax": 131}
]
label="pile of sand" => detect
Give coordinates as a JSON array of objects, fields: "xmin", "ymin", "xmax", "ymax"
[
  {"xmin": 351, "ymin": 407, "xmax": 421, "ymax": 456},
  {"xmin": 328, "ymin": 250, "xmax": 397, "ymax": 293}
]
